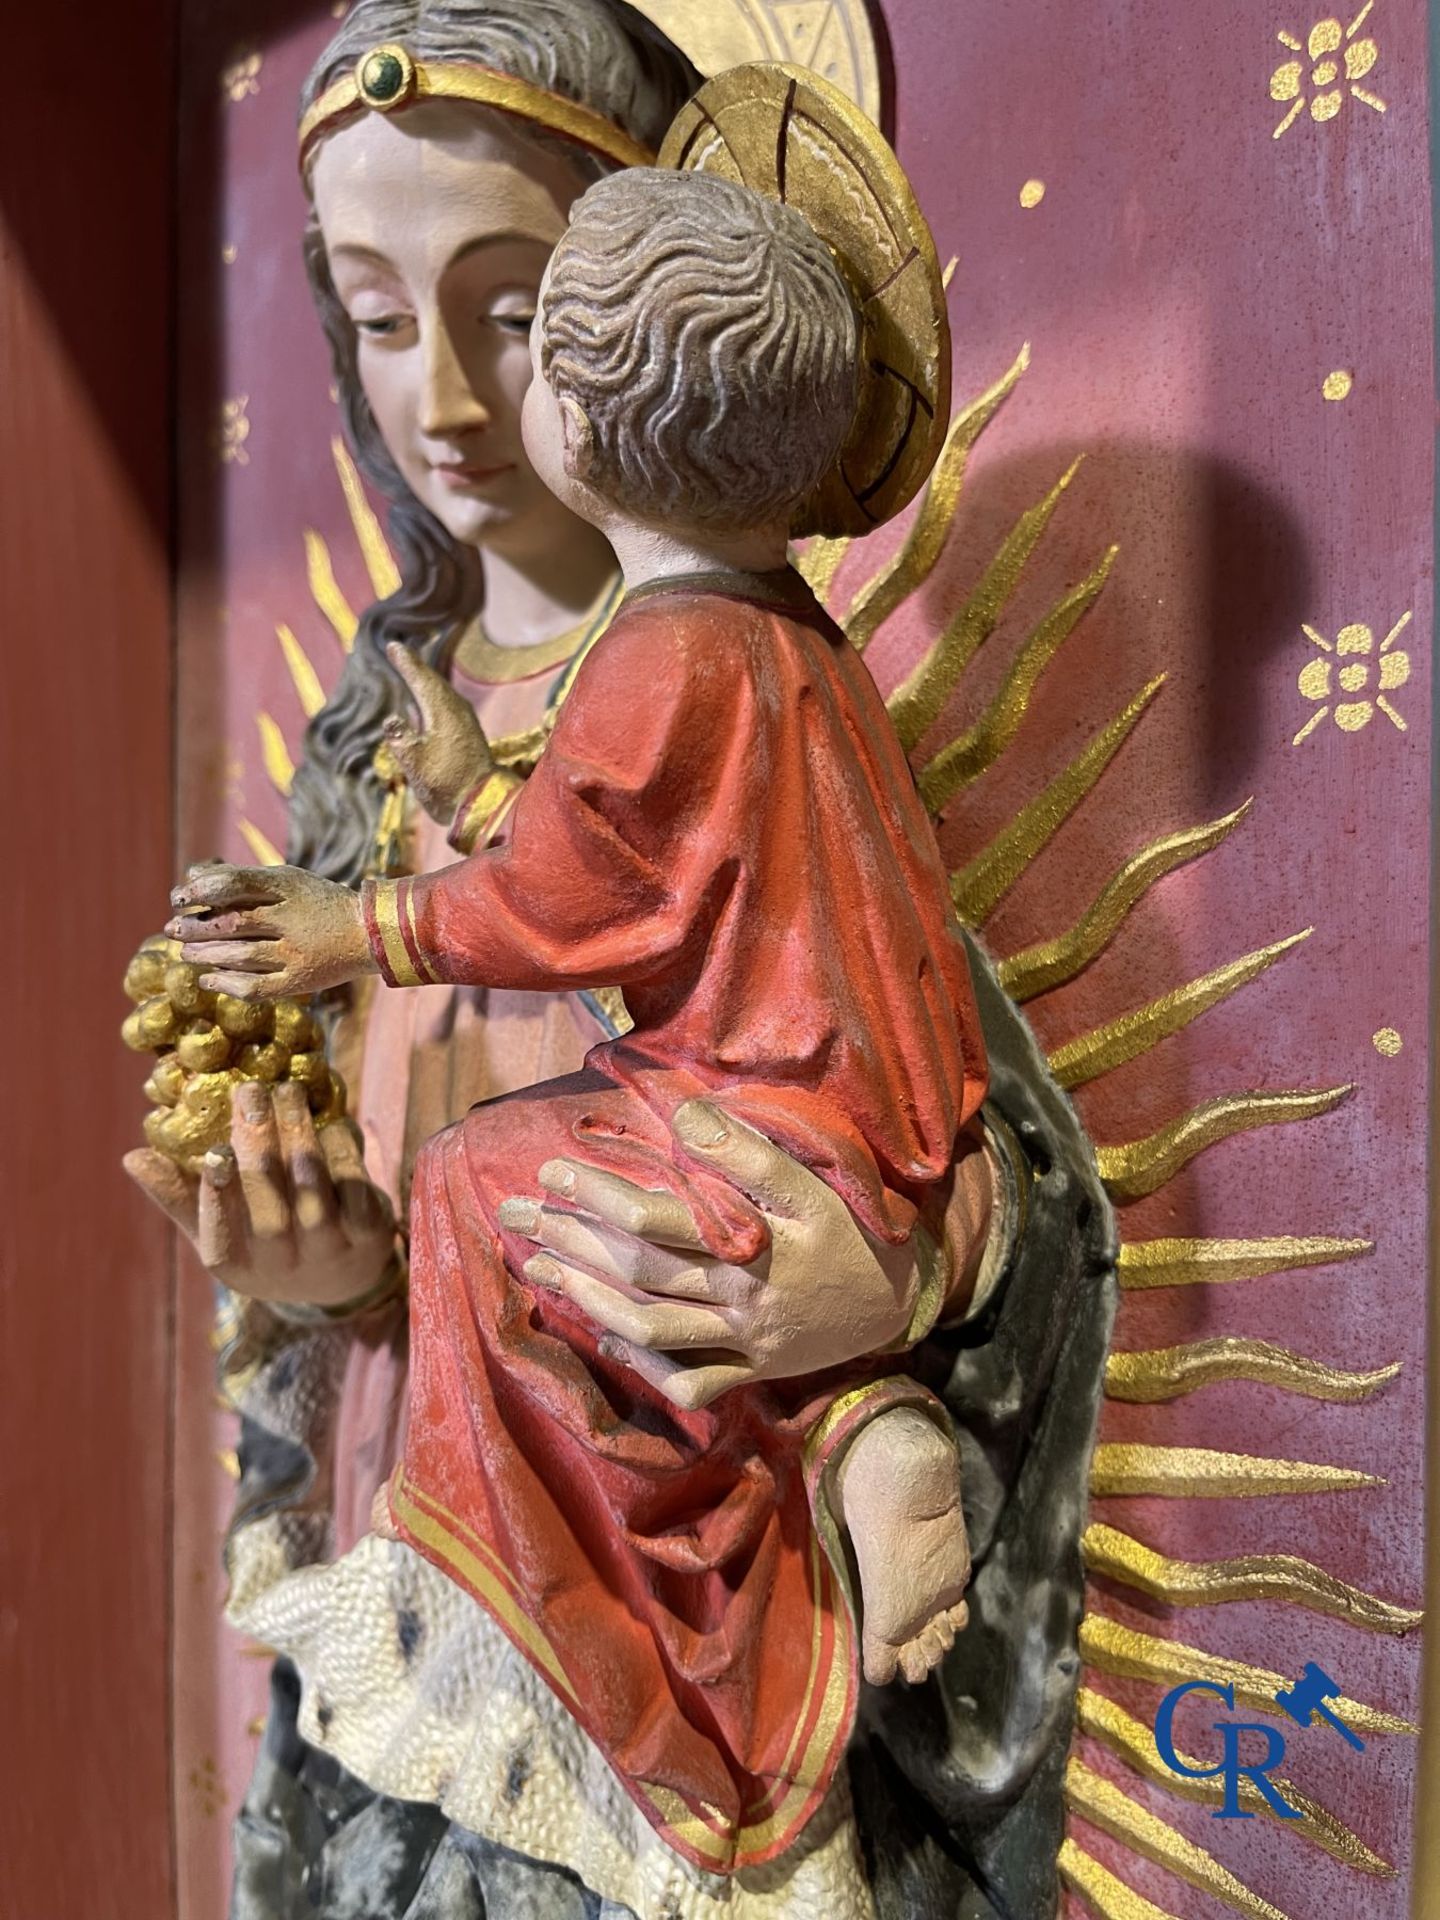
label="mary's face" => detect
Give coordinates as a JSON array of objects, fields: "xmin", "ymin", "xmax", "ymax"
[{"xmin": 311, "ymin": 103, "xmax": 589, "ymax": 555}]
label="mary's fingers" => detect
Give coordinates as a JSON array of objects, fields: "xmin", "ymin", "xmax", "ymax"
[
  {"xmin": 123, "ymin": 1148, "xmax": 199, "ymax": 1241},
  {"xmin": 230, "ymin": 1083, "xmax": 291, "ymax": 1243},
  {"xmin": 672, "ymin": 1102, "xmax": 828, "ymax": 1222},
  {"xmin": 273, "ymin": 1083, "xmax": 343, "ymax": 1246},
  {"xmin": 536, "ymin": 1159, "xmax": 707, "ymax": 1251},
  {"xmin": 498, "ymin": 1197, "xmax": 722, "ymax": 1302},
  {"xmin": 170, "ymin": 864, "xmax": 288, "ymax": 913},
  {"xmin": 179, "ymin": 940, "xmax": 287, "ymax": 974},
  {"xmin": 526, "ymin": 1257, "xmax": 735, "ymax": 1351},
  {"xmin": 197, "ymin": 969, "xmax": 292, "ymax": 1000},
  {"xmin": 167, "ymin": 909, "xmax": 283, "ymax": 944},
  {"xmin": 197, "ymin": 1146, "xmax": 250, "ymax": 1276},
  {"xmin": 597, "ymin": 1338, "xmax": 754, "ymax": 1412},
  {"xmin": 318, "ymin": 1119, "xmax": 393, "ymax": 1243}
]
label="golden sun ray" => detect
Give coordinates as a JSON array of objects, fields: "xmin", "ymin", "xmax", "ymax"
[
  {"xmin": 1088, "ymin": 1444, "xmax": 1380, "ymax": 1498},
  {"xmin": 886, "ymin": 455, "xmax": 1086, "ymax": 751},
  {"xmin": 1078, "ymin": 1615, "xmax": 1418, "ymax": 1735},
  {"xmin": 1351, "ymin": 87, "xmax": 1386, "ymax": 113},
  {"xmin": 1082, "ymin": 1522, "xmax": 1423, "ymax": 1632},
  {"xmin": 256, "ymin": 713, "xmax": 295, "ymax": 796},
  {"xmin": 1277, "ymin": 29, "xmax": 1303, "ymax": 49},
  {"xmin": 1047, "ymin": 931, "xmax": 1311, "ymax": 1091},
  {"xmin": 1273, "ymin": 100, "xmax": 1305, "ymax": 139},
  {"xmin": 303, "ymin": 530, "xmax": 359, "ymax": 649},
  {"xmin": 996, "ymin": 805, "xmax": 1253, "ymax": 1002},
  {"xmin": 1346, "ymin": 1, "xmax": 1374, "ymax": 33},
  {"xmin": 1116, "ymin": 1235, "xmax": 1372, "ymax": 1289},
  {"xmin": 1073, "ymin": 1690, "xmax": 1394, "ymax": 1875},
  {"xmin": 843, "ymin": 342, "xmax": 1031, "ymax": 650},
  {"xmin": 917, "ymin": 542, "xmax": 1118, "ymax": 809},
  {"xmin": 796, "ymin": 533, "xmax": 853, "ymax": 601},
  {"xmin": 1058, "ymin": 1840, "xmax": 1182, "ymax": 1920},
  {"xmin": 237, "ymin": 819, "xmax": 285, "ymax": 867},
  {"xmin": 951, "ymin": 677, "xmax": 1166, "ymax": 925},
  {"xmin": 1105, "ymin": 1337, "xmax": 1400, "ymax": 1404},
  {"xmin": 276, "ymin": 623, "xmax": 326, "ymax": 718},
  {"xmin": 331, "ymin": 434, "xmax": 401, "ymax": 598},
  {"xmin": 1065, "ymin": 1761, "xmax": 1293, "ymax": 1920},
  {"xmin": 1094, "ymin": 1085, "xmax": 1353, "ymax": 1203}
]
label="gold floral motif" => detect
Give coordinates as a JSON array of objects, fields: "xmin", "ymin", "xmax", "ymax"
[
  {"xmin": 1322, "ymin": 367, "xmax": 1354, "ymax": 399},
  {"xmin": 221, "ymin": 50, "xmax": 262, "ymax": 104},
  {"xmin": 1271, "ymin": 5, "xmax": 1385, "ymax": 138},
  {"xmin": 1372, "ymin": 1025, "xmax": 1403, "ymax": 1055},
  {"xmin": 188, "ymin": 1752, "xmax": 225, "ymax": 1820},
  {"xmin": 1293, "ymin": 611, "xmax": 1410, "ymax": 743},
  {"xmin": 215, "ymin": 395, "xmax": 250, "ymax": 467}
]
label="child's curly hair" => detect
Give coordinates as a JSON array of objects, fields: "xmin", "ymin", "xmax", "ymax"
[{"xmin": 541, "ymin": 169, "xmax": 861, "ymax": 533}]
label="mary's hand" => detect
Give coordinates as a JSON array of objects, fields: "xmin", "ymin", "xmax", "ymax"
[
  {"xmin": 497, "ymin": 1100, "xmax": 950, "ymax": 1411},
  {"xmin": 124, "ymin": 1080, "xmax": 397, "ymax": 1310}
]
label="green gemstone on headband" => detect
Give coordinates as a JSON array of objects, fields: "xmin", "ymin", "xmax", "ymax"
[{"xmin": 361, "ymin": 50, "xmax": 406, "ymax": 104}]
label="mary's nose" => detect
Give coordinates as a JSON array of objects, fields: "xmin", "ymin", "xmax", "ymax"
[{"xmin": 417, "ymin": 318, "xmax": 490, "ymax": 439}]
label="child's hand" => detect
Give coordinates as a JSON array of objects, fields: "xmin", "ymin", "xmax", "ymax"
[
  {"xmin": 383, "ymin": 642, "xmax": 492, "ymax": 825},
  {"xmin": 168, "ymin": 863, "xmax": 375, "ymax": 1000}
]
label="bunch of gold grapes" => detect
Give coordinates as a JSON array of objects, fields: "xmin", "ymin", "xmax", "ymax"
[{"xmin": 122, "ymin": 934, "xmax": 347, "ymax": 1170}]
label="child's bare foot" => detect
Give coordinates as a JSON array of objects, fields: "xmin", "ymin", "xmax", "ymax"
[{"xmin": 837, "ymin": 1407, "xmax": 971, "ymax": 1686}]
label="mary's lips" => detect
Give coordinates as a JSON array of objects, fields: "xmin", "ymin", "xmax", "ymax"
[{"xmin": 433, "ymin": 460, "xmax": 515, "ymax": 484}]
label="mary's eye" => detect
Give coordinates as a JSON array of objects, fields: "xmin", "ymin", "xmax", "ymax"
[
  {"xmin": 491, "ymin": 312, "xmax": 536, "ymax": 336},
  {"xmin": 353, "ymin": 313, "xmax": 412, "ymax": 340}
]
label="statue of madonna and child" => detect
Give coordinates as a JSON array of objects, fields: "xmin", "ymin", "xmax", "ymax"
[{"xmin": 125, "ymin": 4, "xmax": 1115, "ymax": 1915}]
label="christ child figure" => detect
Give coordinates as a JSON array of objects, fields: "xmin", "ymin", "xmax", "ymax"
[{"xmin": 174, "ymin": 164, "xmax": 993, "ymax": 1872}]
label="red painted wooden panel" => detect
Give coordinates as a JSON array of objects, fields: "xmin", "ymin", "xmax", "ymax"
[{"xmin": 0, "ymin": 8, "xmax": 178, "ymax": 1917}]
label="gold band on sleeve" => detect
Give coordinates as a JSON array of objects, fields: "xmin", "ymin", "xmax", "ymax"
[
  {"xmin": 365, "ymin": 877, "xmax": 430, "ymax": 987},
  {"xmin": 450, "ymin": 768, "xmax": 525, "ymax": 855}
]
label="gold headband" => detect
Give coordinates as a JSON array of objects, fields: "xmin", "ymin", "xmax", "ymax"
[{"xmin": 298, "ymin": 43, "xmax": 656, "ymax": 173}]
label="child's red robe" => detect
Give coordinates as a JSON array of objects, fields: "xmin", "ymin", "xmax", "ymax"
[{"xmin": 362, "ymin": 570, "xmax": 987, "ymax": 1873}]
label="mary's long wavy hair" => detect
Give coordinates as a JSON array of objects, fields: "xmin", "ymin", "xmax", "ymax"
[{"xmin": 289, "ymin": 0, "xmax": 699, "ymax": 883}]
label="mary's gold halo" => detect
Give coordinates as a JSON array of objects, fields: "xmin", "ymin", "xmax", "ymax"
[{"xmin": 658, "ymin": 63, "xmax": 951, "ymax": 539}]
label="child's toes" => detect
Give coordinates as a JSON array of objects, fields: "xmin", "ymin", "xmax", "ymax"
[
  {"xmin": 863, "ymin": 1634, "xmax": 900, "ymax": 1687},
  {"xmin": 899, "ymin": 1638, "xmax": 932, "ymax": 1684}
]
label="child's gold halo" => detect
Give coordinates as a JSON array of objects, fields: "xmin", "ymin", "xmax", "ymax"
[{"xmin": 658, "ymin": 63, "xmax": 952, "ymax": 540}]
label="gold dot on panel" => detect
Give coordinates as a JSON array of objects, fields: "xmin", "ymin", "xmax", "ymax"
[
  {"xmin": 221, "ymin": 243, "xmax": 238, "ymax": 266},
  {"xmin": 1372, "ymin": 1027, "xmax": 1402, "ymax": 1056},
  {"xmin": 1019, "ymin": 179, "xmax": 1046, "ymax": 208},
  {"xmin": 1322, "ymin": 368, "xmax": 1354, "ymax": 401}
]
